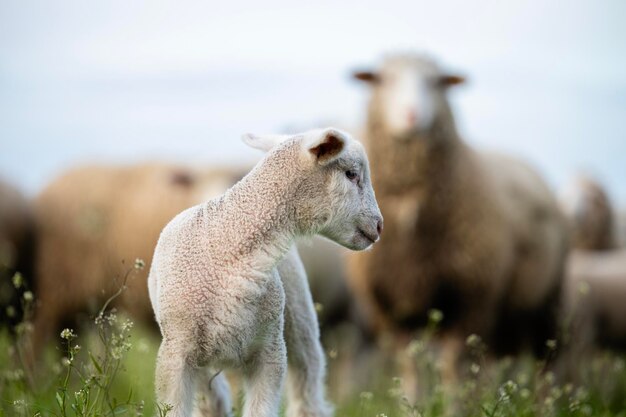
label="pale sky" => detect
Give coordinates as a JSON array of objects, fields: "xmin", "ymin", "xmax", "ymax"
[{"xmin": 1, "ymin": 0, "xmax": 625, "ymax": 203}]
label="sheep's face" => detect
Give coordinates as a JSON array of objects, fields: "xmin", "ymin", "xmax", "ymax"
[
  {"xmin": 243, "ymin": 128, "xmax": 383, "ymax": 251},
  {"xmin": 353, "ymin": 55, "xmax": 465, "ymax": 139}
]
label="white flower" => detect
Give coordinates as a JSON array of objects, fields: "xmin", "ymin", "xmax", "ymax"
[
  {"xmin": 12, "ymin": 272, "xmax": 23, "ymax": 288},
  {"xmin": 428, "ymin": 309, "xmax": 443, "ymax": 324},
  {"xmin": 134, "ymin": 258, "xmax": 146, "ymax": 270},
  {"xmin": 60, "ymin": 328, "xmax": 76, "ymax": 340}
]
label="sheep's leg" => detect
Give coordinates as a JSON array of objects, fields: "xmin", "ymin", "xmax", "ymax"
[
  {"xmin": 155, "ymin": 340, "xmax": 197, "ymax": 417},
  {"xmin": 194, "ymin": 369, "xmax": 233, "ymax": 417},
  {"xmin": 396, "ymin": 332, "xmax": 421, "ymax": 404},
  {"xmin": 438, "ymin": 333, "xmax": 463, "ymax": 388},
  {"xmin": 279, "ymin": 248, "xmax": 333, "ymax": 417},
  {"xmin": 241, "ymin": 332, "xmax": 287, "ymax": 417}
]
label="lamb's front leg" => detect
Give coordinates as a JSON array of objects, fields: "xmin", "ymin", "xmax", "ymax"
[
  {"xmin": 279, "ymin": 248, "xmax": 333, "ymax": 417},
  {"xmin": 242, "ymin": 330, "xmax": 287, "ymax": 417}
]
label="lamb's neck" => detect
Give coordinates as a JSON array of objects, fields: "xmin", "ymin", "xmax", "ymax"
[{"xmin": 213, "ymin": 155, "xmax": 301, "ymax": 274}]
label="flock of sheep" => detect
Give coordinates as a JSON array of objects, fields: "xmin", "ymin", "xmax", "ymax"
[{"xmin": 1, "ymin": 53, "xmax": 625, "ymax": 417}]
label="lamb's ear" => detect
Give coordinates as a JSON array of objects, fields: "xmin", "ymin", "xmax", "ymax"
[
  {"xmin": 242, "ymin": 133, "xmax": 290, "ymax": 153},
  {"xmin": 352, "ymin": 70, "xmax": 380, "ymax": 84},
  {"xmin": 437, "ymin": 74, "xmax": 466, "ymax": 87},
  {"xmin": 306, "ymin": 129, "xmax": 347, "ymax": 165}
]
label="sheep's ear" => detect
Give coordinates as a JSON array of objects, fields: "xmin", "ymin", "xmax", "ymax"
[
  {"xmin": 352, "ymin": 70, "xmax": 380, "ymax": 84},
  {"xmin": 306, "ymin": 129, "xmax": 347, "ymax": 165},
  {"xmin": 437, "ymin": 74, "xmax": 466, "ymax": 87},
  {"xmin": 242, "ymin": 133, "xmax": 290, "ymax": 153}
]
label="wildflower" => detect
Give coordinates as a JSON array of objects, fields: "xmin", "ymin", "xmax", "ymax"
[
  {"xmin": 470, "ymin": 363, "xmax": 480, "ymax": 375},
  {"xmin": 553, "ymin": 386, "xmax": 563, "ymax": 398},
  {"xmin": 580, "ymin": 404, "xmax": 593, "ymax": 416},
  {"xmin": 545, "ymin": 339, "xmax": 557, "ymax": 350},
  {"xmin": 498, "ymin": 386, "xmax": 511, "ymax": 403},
  {"xmin": 12, "ymin": 272, "xmax": 23, "ymax": 288},
  {"xmin": 134, "ymin": 258, "xmax": 146, "ymax": 270},
  {"xmin": 503, "ymin": 380, "xmax": 518, "ymax": 394},
  {"xmin": 60, "ymin": 328, "xmax": 76, "ymax": 340},
  {"xmin": 574, "ymin": 387, "xmax": 589, "ymax": 402},
  {"xmin": 120, "ymin": 318, "xmax": 134, "ymax": 332},
  {"xmin": 390, "ymin": 386, "xmax": 405, "ymax": 398},
  {"xmin": 376, "ymin": 414, "xmax": 388, "ymax": 417},
  {"xmin": 544, "ymin": 371, "xmax": 555, "ymax": 385},
  {"xmin": 359, "ymin": 391, "xmax": 374, "ymax": 402},
  {"xmin": 314, "ymin": 302, "xmax": 324, "ymax": 314},
  {"xmin": 466, "ymin": 333, "xmax": 482, "ymax": 348},
  {"xmin": 61, "ymin": 357, "xmax": 72, "ymax": 367},
  {"xmin": 23, "ymin": 290, "xmax": 33, "ymax": 302},
  {"xmin": 407, "ymin": 339, "xmax": 425, "ymax": 356},
  {"xmin": 428, "ymin": 308, "xmax": 443, "ymax": 324},
  {"xmin": 520, "ymin": 388, "xmax": 531, "ymax": 399},
  {"xmin": 563, "ymin": 383, "xmax": 574, "ymax": 395},
  {"xmin": 73, "ymin": 344, "xmax": 82, "ymax": 353},
  {"xmin": 13, "ymin": 399, "xmax": 26, "ymax": 408},
  {"xmin": 328, "ymin": 348, "xmax": 338, "ymax": 359}
]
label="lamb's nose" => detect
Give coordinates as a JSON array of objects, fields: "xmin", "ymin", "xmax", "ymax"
[{"xmin": 377, "ymin": 219, "xmax": 384, "ymax": 236}]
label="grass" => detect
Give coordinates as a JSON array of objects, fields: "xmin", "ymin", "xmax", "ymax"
[{"xmin": 1, "ymin": 267, "xmax": 625, "ymax": 416}]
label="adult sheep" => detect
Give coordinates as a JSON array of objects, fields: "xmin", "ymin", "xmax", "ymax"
[
  {"xmin": 149, "ymin": 128, "xmax": 383, "ymax": 417},
  {"xmin": 348, "ymin": 54, "xmax": 569, "ymax": 382},
  {"xmin": 560, "ymin": 175, "xmax": 618, "ymax": 250},
  {"xmin": 32, "ymin": 162, "xmax": 246, "ymax": 351},
  {"xmin": 0, "ymin": 179, "xmax": 34, "ymax": 327}
]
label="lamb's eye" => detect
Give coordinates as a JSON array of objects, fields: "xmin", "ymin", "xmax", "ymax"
[{"xmin": 345, "ymin": 170, "xmax": 358, "ymax": 182}]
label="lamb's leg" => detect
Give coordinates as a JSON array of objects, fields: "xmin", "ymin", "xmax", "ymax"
[
  {"xmin": 194, "ymin": 369, "xmax": 233, "ymax": 417},
  {"xmin": 278, "ymin": 247, "xmax": 333, "ymax": 417},
  {"xmin": 155, "ymin": 340, "xmax": 197, "ymax": 417},
  {"xmin": 241, "ymin": 331, "xmax": 287, "ymax": 417}
]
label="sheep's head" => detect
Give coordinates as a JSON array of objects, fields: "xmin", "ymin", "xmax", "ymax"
[
  {"xmin": 243, "ymin": 128, "xmax": 383, "ymax": 251},
  {"xmin": 560, "ymin": 175, "xmax": 616, "ymax": 250},
  {"xmin": 353, "ymin": 54, "xmax": 465, "ymax": 139}
]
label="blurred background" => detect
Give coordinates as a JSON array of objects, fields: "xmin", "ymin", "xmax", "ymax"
[
  {"xmin": 1, "ymin": 0, "xmax": 625, "ymax": 201},
  {"xmin": 1, "ymin": 1, "xmax": 626, "ymax": 416}
]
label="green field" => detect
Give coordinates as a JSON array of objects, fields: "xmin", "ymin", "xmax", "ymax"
[{"xmin": 1, "ymin": 281, "xmax": 625, "ymax": 417}]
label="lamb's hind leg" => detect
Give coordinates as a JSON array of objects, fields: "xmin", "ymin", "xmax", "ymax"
[
  {"xmin": 194, "ymin": 370, "xmax": 233, "ymax": 417},
  {"xmin": 155, "ymin": 340, "xmax": 197, "ymax": 417},
  {"xmin": 279, "ymin": 248, "xmax": 333, "ymax": 417},
  {"xmin": 241, "ymin": 332, "xmax": 287, "ymax": 417}
]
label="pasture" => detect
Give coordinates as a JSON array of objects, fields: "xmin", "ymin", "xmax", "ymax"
[{"xmin": 1, "ymin": 272, "xmax": 624, "ymax": 417}]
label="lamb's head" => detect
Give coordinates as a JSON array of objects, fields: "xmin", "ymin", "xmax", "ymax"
[
  {"xmin": 353, "ymin": 54, "xmax": 465, "ymax": 139},
  {"xmin": 243, "ymin": 128, "xmax": 383, "ymax": 251}
]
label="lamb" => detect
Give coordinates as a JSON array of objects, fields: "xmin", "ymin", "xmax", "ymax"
[
  {"xmin": 560, "ymin": 175, "xmax": 619, "ymax": 250},
  {"xmin": 348, "ymin": 54, "xmax": 569, "ymax": 385},
  {"xmin": 32, "ymin": 163, "xmax": 246, "ymax": 351},
  {"xmin": 148, "ymin": 128, "xmax": 382, "ymax": 417}
]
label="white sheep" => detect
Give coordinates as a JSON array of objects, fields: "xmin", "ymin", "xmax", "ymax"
[{"xmin": 148, "ymin": 128, "xmax": 383, "ymax": 417}]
